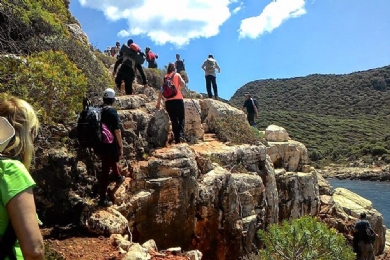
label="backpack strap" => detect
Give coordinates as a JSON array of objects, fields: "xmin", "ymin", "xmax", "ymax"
[{"xmin": 0, "ymin": 157, "xmax": 18, "ymax": 260}]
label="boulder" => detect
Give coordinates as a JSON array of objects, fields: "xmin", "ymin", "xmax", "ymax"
[{"xmin": 265, "ymin": 125, "xmax": 289, "ymax": 142}]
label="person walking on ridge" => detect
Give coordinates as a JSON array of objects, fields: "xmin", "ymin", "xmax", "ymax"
[
  {"xmin": 201, "ymin": 54, "xmax": 220, "ymax": 100},
  {"xmin": 353, "ymin": 212, "xmax": 378, "ymax": 260},
  {"xmin": 242, "ymin": 92, "xmax": 259, "ymax": 127},
  {"xmin": 127, "ymin": 39, "xmax": 148, "ymax": 87},
  {"xmin": 97, "ymin": 88, "xmax": 125, "ymax": 207},
  {"xmin": 156, "ymin": 63, "xmax": 186, "ymax": 144}
]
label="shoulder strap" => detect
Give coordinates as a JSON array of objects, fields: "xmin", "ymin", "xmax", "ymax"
[{"xmin": 0, "ymin": 157, "xmax": 18, "ymax": 260}]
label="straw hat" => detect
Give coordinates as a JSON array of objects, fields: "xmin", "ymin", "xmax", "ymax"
[{"xmin": 0, "ymin": 117, "xmax": 15, "ymax": 153}]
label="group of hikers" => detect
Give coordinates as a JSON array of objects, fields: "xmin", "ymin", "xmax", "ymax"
[{"xmin": 0, "ymin": 38, "xmax": 380, "ymax": 260}]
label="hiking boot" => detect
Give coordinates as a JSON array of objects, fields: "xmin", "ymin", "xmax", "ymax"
[
  {"xmin": 116, "ymin": 175, "xmax": 125, "ymax": 186},
  {"xmin": 98, "ymin": 199, "xmax": 112, "ymax": 207}
]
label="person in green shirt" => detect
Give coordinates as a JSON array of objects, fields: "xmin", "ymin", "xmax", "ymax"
[{"xmin": 0, "ymin": 97, "xmax": 44, "ymax": 260}]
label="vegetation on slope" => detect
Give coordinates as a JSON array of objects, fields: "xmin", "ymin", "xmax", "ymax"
[
  {"xmin": 0, "ymin": 0, "xmax": 113, "ymax": 123},
  {"xmin": 244, "ymin": 216, "xmax": 355, "ymax": 260},
  {"xmin": 230, "ymin": 66, "xmax": 390, "ymax": 166}
]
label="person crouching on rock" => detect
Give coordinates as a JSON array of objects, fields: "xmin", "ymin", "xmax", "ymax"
[
  {"xmin": 0, "ymin": 97, "xmax": 45, "ymax": 260},
  {"xmin": 156, "ymin": 62, "xmax": 186, "ymax": 144}
]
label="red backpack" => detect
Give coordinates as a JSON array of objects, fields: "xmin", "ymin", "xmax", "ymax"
[{"xmin": 162, "ymin": 73, "xmax": 177, "ymax": 98}]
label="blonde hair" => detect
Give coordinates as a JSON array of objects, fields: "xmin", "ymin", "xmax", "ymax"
[{"xmin": 0, "ymin": 97, "xmax": 39, "ymax": 169}]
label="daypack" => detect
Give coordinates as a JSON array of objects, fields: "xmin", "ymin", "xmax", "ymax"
[
  {"xmin": 120, "ymin": 44, "xmax": 145, "ymax": 65},
  {"xmin": 205, "ymin": 59, "xmax": 216, "ymax": 73},
  {"xmin": 251, "ymin": 98, "xmax": 259, "ymax": 110},
  {"xmin": 0, "ymin": 157, "xmax": 18, "ymax": 260},
  {"xmin": 162, "ymin": 73, "xmax": 177, "ymax": 99},
  {"xmin": 355, "ymin": 220, "xmax": 376, "ymax": 244}
]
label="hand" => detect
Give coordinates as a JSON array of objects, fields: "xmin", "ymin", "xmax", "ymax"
[
  {"xmin": 119, "ymin": 146, "xmax": 123, "ymax": 159},
  {"xmin": 256, "ymin": 113, "xmax": 259, "ymax": 118},
  {"xmin": 156, "ymin": 103, "xmax": 160, "ymax": 109},
  {"xmin": 112, "ymin": 71, "xmax": 116, "ymax": 77}
]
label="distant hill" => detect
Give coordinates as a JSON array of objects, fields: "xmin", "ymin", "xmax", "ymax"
[{"xmin": 229, "ymin": 65, "xmax": 390, "ymax": 166}]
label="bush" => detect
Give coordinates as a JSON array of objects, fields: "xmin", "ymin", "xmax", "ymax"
[
  {"xmin": 215, "ymin": 114, "xmax": 263, "ymax": 145},
  {"xmin": 0, "ymin": 51, "xmax": 87, "ymax": 124},
  {"xmin": 140, "ymin": 67, "xmax": 165, "ymax": 89},
  {"xmin": 257, "ymin": 216, "xmax": 355, "ymax": 260}
]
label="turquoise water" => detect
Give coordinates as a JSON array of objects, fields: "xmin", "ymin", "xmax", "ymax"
[{"xmin": 327, "ymin": 179, "xmax": 390, "ymax": 227}]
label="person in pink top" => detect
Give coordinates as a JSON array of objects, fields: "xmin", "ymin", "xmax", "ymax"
[{"xmin": 156, "ymin": 62, "xmax": 186, "ymax": 144}]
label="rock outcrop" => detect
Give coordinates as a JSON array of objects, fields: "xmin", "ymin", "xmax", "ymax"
[{"xmin": 31, "ymin": 85, "xmax": 387, "ymax": 259}]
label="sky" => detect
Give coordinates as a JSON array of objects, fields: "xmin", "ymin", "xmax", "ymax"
[{"xmin": 70, "ymin": 0, "xmax": 390, "ymax": 100}]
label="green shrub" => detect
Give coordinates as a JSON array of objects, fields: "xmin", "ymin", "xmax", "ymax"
[
  {"xmin": 372, "ymin": 146, "xmax": 387, "ymax": 156},
  {"xmin": 139, "ymin": 67, "xmax": 165, "ymax": 89},
  {"xmin": 214, "ymin": 114, "xmax": 263, "ymax": 145},
  {"xmin": 94, "ymin": 50, "xmax": 116, "ymax": 69},
  {"xmin": 257, "ymin": 216, "xmax": 355, "ymax": 260},
  {"xmin": 0, "ymin": 51, "xmax": 87, "ymax": 124}
]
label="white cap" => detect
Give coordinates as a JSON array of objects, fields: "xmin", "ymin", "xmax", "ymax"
[
  {"xmin": 103, "ymin": 88, "xmax": 116, "ymax": 99},
  {"xmin": 0, "ymin": 117, "xmax": 15, "ymax": 153}
]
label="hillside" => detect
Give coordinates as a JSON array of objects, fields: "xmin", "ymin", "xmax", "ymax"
[{"xmin": 229, "ymin": 66, "xmax": 390, "ymax": 166}]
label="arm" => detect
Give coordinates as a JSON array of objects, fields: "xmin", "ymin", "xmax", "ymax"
[
  {"xmin": 215, "ymin": 62, "xmax": 221, "ymax": 73},
  {"xmin": 177, "ymin": 73, "xmax": 185, "ymax": 88},
  {"xmin": 156, "ymin": 92, "xmax": 163, "ymax": 109},
  {"xmin": 114, "ymin": 129, "xmax": 123, "ymax": 158},
  {"xmin": 113, "ymin": 54, "xmax": 123, "ymax": 74},
  {"xmin": 251, "ymin": 99, "xmax": 259, "ymax": 116},
  {"xmin": 201, "ymin": 61, "xmax": 206, "ymax": 71},
  {"xmin": 7, "ymin": 188, "xmax": 44, "ymax": 260}
]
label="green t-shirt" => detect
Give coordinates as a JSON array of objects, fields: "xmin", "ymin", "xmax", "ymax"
[{"xmin": 0, "ymin": 158, "xmax": 36, "ymax": 260}]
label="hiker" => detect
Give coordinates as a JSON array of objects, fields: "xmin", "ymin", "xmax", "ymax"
[
  {"xmin": 175, "ymin": 54, "xmax": 185, "ymax": 74},
  {"xmin": 111, "ymin": 41, "xmax": 120, "ymax": 58},
  {"xmin": 127, "ymin": 39, "xmax": 148, "ymax": 87},
  {"xmin": 353, "ymin": 212, "xmax": 378, "ymax": 260},
  {"xmin": 201, "ymin": 54, "xmax": 220, "ymax": 100},
  {"xmin": 104, "ymin": 46, "xmax": 111, "ymax": 56},
  {"xmin": 242, "ymin": 92, "xmax": 259, "ymax": 126},
  {"xmin": 97, "ymin": 88, "xmax": 125, "ymax": 207},
  {"xmin": 145, "ymin": 47, "xmax": 158, "ymax": 69},
  {"xmin": 0, "ymin": 97, "xmax": 44, "ymax": 260},
  {"xmin": 156, "ymin": 62, "xmax": 186, "ymax": 144}
]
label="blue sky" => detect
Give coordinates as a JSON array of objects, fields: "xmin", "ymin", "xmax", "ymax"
[{"xmin": 70, "ymin": 0, "xmax": 390, "ymax": 100}]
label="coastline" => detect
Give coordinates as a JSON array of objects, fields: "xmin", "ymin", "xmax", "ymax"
[{"xmin": 318, "ymin": 165, "xmax": 390, "ymax": 181}]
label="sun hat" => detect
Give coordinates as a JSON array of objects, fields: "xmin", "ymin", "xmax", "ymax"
[
  {"xmin": 0, "ymin": 116, "xmax": 15, "ymax": 153},
  {"xmin": 103, "ymin": 88, "xmax": 116, "ymax": 99}
]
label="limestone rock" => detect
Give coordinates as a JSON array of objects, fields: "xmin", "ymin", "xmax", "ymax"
[
  {"xmin": 110, "ymin": 234, "xmax": 132, "ymax": 251},
  {"xmin": 185, "ymin": 250, "xmax": 203, "ymax": 260},
  {"xmin": 321, "ymin": 188, "xmax": 386, "ymax": 255},
  {"xmin": 142, "ymin": 239, "xmax": 158, "ymax": 252},
  {"xmin": 200, "ymin": 99, "xmax": 246, "ymax": 133},
  {"xmin": 276, "ymin": 170, "xmax": 320, "ymax": 220},
  {"xmin": 267, "ymin": 140, "xmax": 309, "ymax": 172},
  {"xmin": 67, "ymin": 23, "xmax": 89, "ymax": 44},
  {"xmin": 86, "ymin": 208, "xmax": 128, "ymax": 235},
  {"xmin": 123, "ymin": 243, "xmax": 151, "ymax": 260},
  {"xmin": 184, "ymin": 99, "xmax": 204, "ymax": 143},
  {"xmin": 265, "ymin": 125, "xmax": 289, "ymax": 142}
]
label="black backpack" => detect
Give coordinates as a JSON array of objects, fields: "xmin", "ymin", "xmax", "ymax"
[
  {"xmin": 120, "ymin": 44, "xmax": 145, "ymax": 65},
  {"xmin": 250, "ymin": 98, "xmax": 259, "ymax": 110},
  {"xmin": 77, "ymin": 98, "xmax": 103, "ymax": 153},
  {"xmin": 355, "ymin": 220, "xmax": 376, "ymax": 243}
]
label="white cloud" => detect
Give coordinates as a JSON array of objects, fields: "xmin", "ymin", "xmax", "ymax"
[
  {"xmin": 78, "ymin": 0, "xmax": 239, "ymax": 46},
  {"xmin": 238, "ymin": 0, "xmax": 306, "ymax": 39}
]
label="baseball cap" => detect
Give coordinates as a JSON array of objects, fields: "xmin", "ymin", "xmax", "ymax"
[
  {"xmin": 103, "ymin": 88, "xmax": 116, "ymax": 99},
  {"xmin": 0, "ymin": 116, "xmax": 15, "ymax": 153}
]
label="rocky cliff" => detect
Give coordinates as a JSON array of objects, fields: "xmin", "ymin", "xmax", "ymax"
[{"xmin": 31, "ymin": 88, "xmax": 387, "ymax": 259}]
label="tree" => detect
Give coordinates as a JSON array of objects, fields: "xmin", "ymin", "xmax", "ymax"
[{"xmin": 257, "ymin": 216, "xmax": 355, "ymax": 260}]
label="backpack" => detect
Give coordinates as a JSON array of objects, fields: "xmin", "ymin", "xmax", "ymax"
[
  {"xmin": 355, "ymin": 220, "xmax": 376, "ymax": 244},
  {"xmin": 120, "ymin": 44, "xmax": 145, "ymax": 65},
  {"xmin": 251, "ymin": 98, "xmax": 259, "ymax": 110},
  {"xmin": 161, "ymin": 73, "xmax": 177, "ymax": 99},
  {"xmin": 205, "ymin": 59, "xmax": 216, "ymax": 73},
  {"xmin": 0, "ymin": 157, "xmax": 18, "ymax": 260}
]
